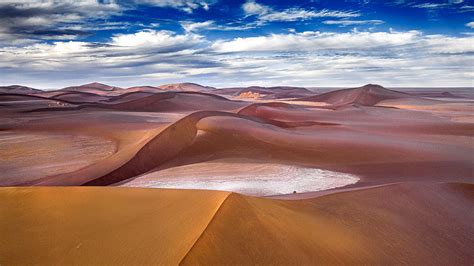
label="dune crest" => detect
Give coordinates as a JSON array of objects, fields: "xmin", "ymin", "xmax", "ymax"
[
  {"xmin": 1, "ymin": 183, "xmax": 472, "ymax": 264},
  {"xmin": 301, "ymin": 84, "xmax": 412, "ymax": 106}
]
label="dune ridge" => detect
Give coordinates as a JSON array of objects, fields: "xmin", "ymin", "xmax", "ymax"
[
  {"xmin": 1, "ymin": 183, "xmax": 472, "ymax": 264},
  {"xmin": 182, "ymin": 182, "xmax": 474, "ymax": 265},
  {"xmin": 82, "ymin": 110, "xmax": 327, "ymax": 186},
  {"xmin": 300, "ymin": 84, "xmax": 414, "ymax": 106}
]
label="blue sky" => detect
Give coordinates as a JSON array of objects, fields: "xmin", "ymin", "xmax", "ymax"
[{"xmin": 0, "ymin": 0, "xmax": 473, "ymax": 89}]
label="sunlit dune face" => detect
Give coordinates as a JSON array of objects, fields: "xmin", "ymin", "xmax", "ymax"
[{"xmin": 121, "ymin": 161, "xmax": 359, "ymax": 196}]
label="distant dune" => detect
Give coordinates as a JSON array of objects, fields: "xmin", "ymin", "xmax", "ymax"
[
  {"xmin": 159, "ymin": 82, "xmax": 215, "ymax": 92},
  {"xmin": 300, "ymin": 84, "xmax": 412, "ymax": 106},
  {"xmin": 0, "ymin": 85, "xmax": 41, "ymax": 94},
  {"xmin": 217, "ymin": 85, "xmax": 313, "ymax": 99}
]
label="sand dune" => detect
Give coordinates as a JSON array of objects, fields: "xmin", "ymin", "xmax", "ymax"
[
  {"xmin": 105, "ymin": 91, "xmax": 245, "ymax": 112},
  {"xmin": 0, "ymin": 187, "xmax": 230, "ymax": 265},
  {"xmin": 52, "ymin": 91, "xmax": 110, "ymax": 103},
  {"xmin": 0, "ymin": 93, "xmax": 76, "ymax": 112},
  {"xmin": 217, "ymin": 85, "xmax": 313, "ymax": 99},
  {"xmin": 0, "ymin": 83, "xmax": 472, "ymax": 263},
  {"xmin": 159, "ymin": 82, "xmax": 215, "ymax": 92},
  {"xmin": 183, "ymin": 182, "xmax": 474, "ymax": 265},
  {"xmin": 0, "ymin": 85, "xmax": 41, "ymax": 94},
  {"xmin": 62, "ymin": 82, "xmax": 122, "ymax": 95},
  {"xmin": 0, "ymin": 131, "xmax": 115, "ymax": 185},
  {"xmin": 1, "ymin": 183, "xmax": 472, "ymax": 264},
  {"xmin": 124, "ymin": 85, "xmax": 165, "ymax": 93},
  {"xmin": 300, "ymin": 84, "xmax": 414, "ymax": 106}
]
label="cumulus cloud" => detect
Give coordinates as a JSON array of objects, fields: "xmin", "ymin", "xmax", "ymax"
[
  {"xmin": 1, "ymin": 28, "xmax": 472, "ymax": 88},
  {"xmin": 242, "ymin": 1, "xmax": 359, "ymax": 22},
  {"xmin": 466, "ymin": 21, "xmax": 474, "ymax": 28}
]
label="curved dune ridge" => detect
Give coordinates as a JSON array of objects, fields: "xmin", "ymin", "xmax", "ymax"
[
  {"xmin": 0, "ymin": 82, "xmax": 473, "ymax": 264},
  {"xmin": 0, "ymin": 83, "xmax": 471, "ymax": 190},
  {"xmin": 83, "ymin": 106, "xmax": 472, "ymax": 187},
  {"xmin": 81, "ymin": 110, "xmax": 319, "ymax": 186},
  {"xmin": 1, "ymin": 183, "xmax": 473, "ymax": 264},
  {"xmin": 106, "ymin": 91, "xmax": 245, "ymax": 112}
]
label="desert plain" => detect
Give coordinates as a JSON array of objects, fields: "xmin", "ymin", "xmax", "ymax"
[{"xmin": 0, "ymin": 82, "xmax": 473, "ymax": 264}]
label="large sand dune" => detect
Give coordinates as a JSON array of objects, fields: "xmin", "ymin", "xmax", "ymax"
[
  {"xmin": 0, "ymin": 82, "xmax": 472, "ymax": 263},
  {"xmin": 1, "ymin": 183, "xmax": 472, "ymax": 264}
]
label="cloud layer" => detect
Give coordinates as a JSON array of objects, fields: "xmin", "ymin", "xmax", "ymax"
[
  {"xmin": 1, "ymin": 28, "xmax": 472, "ymax": 88},
  {"xmin": 0, "ymin": 0, "xmax": 472, "ymax": 88}
]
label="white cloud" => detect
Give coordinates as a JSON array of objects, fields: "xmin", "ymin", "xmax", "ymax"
[
  {"xmin": 323, "ymin": 20, "xmax": 384, "ymax": 26},
  {"xmin": 242, "ymin": 1, "xmax": 359, "ymax": 22},
  {"xmin": 134, "ymin": 0, "xmax": 217, "ymax": 13},
  {"xmin": 466, "ymin": 22, "xmax": 474, "ymax": 28},
  {"xmin": 0, "ymin": 29, "xmax": 473, "ymax": 88},
  {"xmin": 412, "ymin": 3, "xmax": 450, "ymax": 9},
  {"xmin": 212, "ymin": 31, "xmax": 422, "ymax": 53},
  {"xmin": 242, "ymin": 0, "xmax": 271, "ymax": 16},
  {"xmin": 181, "ymin": 20, "xmax": 256, "ymax": 32},
  {"xmin": 181, "ymin": 21, "xmax": 215, "ymax": 32},
  {"xmin": 111, "ymin": 30, "xmax": 201, "ymax": 47}
]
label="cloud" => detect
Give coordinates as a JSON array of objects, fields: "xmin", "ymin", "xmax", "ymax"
[
  {"xmin": 323, "ymin": 20, "xmax": 384, "ymax": 26},
  {"xmin": 466, "ymin": 21, "xmax": 474, "ymax": 28},
  {"xmin": 211, "ymin": 30, "xmax": 423, "ymax": 53},
  {"xmin": 0, "ymin": 0, "xmax": 121, "ymax": 44},
  {"xmin": 412, "ymin": 3, "xmax": 450, "ymax": 9},
  {"xmin": 181, "ymin": 20, "xmax": 256, "ymax": 32},
  {"xmin": 242, "ymin": 0, "xmax": 271, "ymax": 16},
  {"xmin": 134, "ymin": 0, "xmax": 217, "ymax": 13},
  {"xmin": 242, "ymin": 1, "xmax": 359, "ymax": 22},
  {"xmin": 1, "ymin": 28, "xmax": 472, "ymax": 88}
]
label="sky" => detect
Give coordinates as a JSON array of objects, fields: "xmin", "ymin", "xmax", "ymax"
[{"xmin": 0, "ymin": 0, "xmax": 473, "ymax": 89}]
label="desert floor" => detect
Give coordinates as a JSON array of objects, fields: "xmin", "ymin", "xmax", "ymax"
[{"xmin": 0, "ymin": 83, "xmax": 473, "ymax": 264}]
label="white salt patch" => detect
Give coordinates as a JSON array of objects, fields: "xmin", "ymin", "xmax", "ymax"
[{"xmin": 123, "ymin": 166, "xmax": 359, "ymax": 196}]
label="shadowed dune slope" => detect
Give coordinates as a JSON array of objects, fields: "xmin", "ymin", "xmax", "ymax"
[
  {"xmin": 60, "ymin": 82, "xmax": 122, "ymax": 96},
  {"xmin": 182, "ymin": 182, "xmax": 474, "ymax": 265},
  {"xmin": 82, "ymin": 111, "xmax": 211, "ymax": 185},
  {"xmin": 0, "ymin": 93, "xmax": 70, "ymax": 103},
  {"xmin": 104, "ymin": 91, "xmax": 155, "ymax": 103},
  {"xmin": 124, "ymin": 86, "xmax": 164, "ymax": 93},
  {"xmin": 0, "ymin": 187, "xmax": 230, "ymax": 265},
  {"xmin": 52, "ymin": 91, "xmax": 110, "ymax": 103},
  {"xmin": 106, "ymin": 91, "xmax": 245, "ymax": 112},
  {"xmin": 0, "ymin": 85, "xmax": 41, "ymax": 94},
  {"xmin": 0, "ymin": 93, "xmax": 77, "ymax": 111},
  {"xmin": 301, "ymin": 84, "xmax": 413, "ymax": 106}
]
